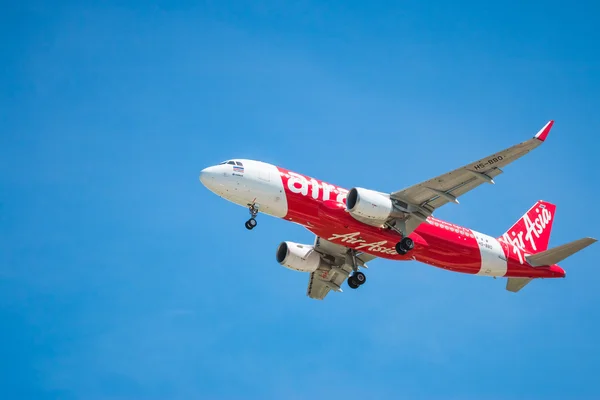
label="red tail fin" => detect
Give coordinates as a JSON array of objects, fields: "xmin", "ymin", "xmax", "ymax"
[{"xmin": 500, "ymin": 200, "xmax": 556, "ymax": 254}]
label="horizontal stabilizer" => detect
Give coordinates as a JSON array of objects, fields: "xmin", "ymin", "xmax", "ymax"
[
  {"xmin": 526, "ymin": 237, "xmax": 597, "ymax": 267},
  {"xmin": 506, "ymin": 278, "xmax": 532, "ymax": 293}
]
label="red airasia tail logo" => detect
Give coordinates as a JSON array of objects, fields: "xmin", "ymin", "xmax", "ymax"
[
  {"xmin": 502, "ymin": 206, "xmax": 553, "ymax": 264},
  {"xmin": 521, "ymin": 207, "xmax": 552, "ymax": 252}
]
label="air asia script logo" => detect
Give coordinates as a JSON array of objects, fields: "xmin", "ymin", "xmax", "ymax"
[
  {"xmin": 502, "ymin": 206, "xmax": 552, "ymax": 264},
  {"xmin": 328, "ymin": 232, "xmax": 397, "ymax": 255},
  {"xmin": 281, "ymin": 171, "xmax": 349, "ymax": 203}
]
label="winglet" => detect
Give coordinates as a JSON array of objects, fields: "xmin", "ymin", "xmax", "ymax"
[{"xmin": 534, "ymin": 120, "xmax": 554, "ymax": 142}]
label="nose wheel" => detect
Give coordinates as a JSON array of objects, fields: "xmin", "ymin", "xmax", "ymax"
[
  {"xmin": 395, "ymin": 236, "xmax": 414, "ymax": 255},
  {"xmin": 245, "ymin": 203, "xmax": 260, "ymax": 230},
  {"xmin": 245, "ymin": 217, "xmax": 257, "ymax": 230}
]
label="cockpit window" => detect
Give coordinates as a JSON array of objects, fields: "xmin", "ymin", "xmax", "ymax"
[{"xmin": 218, "ymin": 160, "xmax": 243, "ymax": 166}]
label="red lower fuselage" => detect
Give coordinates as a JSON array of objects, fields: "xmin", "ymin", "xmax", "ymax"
[{"xmin": 277, "ymin": 167, "xmax": 565, "ymax": 279}]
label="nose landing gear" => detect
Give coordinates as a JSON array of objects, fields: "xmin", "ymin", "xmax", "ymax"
[
  {"xmin": 245, "ymin": 218, "xmax": 257, "ymax": 230},
  {"xmin": 245, "ymin": 203, "xmax": 260, "ymax": 230}
]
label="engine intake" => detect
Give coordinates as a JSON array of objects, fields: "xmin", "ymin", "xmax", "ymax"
[
  {"xmin": 276, "ymin": 241, "xmax": 323, "ymax": 273},
  {"xmin": 346, "ymin": 187, "xmax": 394, "ymax": 226}
]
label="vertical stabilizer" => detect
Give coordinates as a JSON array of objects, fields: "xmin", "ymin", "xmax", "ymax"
[{"xmin": 500, "ymin": 200, "xmax": 556, "ymax": 254}]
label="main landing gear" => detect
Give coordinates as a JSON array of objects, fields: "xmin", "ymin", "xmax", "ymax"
[
  {"xmin": 395, "ymin": 236, "xmax": 414, "ymax": 255},
  {"xmin": 386, "ymin": 221, "xmax": 414, "ymax": 256},
  {"xmin": 346, "ymin": 236, "xmax": 413, "ymax": 290},
  {"xmin": 245, "ymin": 203, "xmax": 260, "ymax": 230},
  {"xmin": 348, "ymin": 271, "xmax": 366, "ymax": 289},
  {"xmin": 346, "ymin": 249, "xmax": 367, "ymax": 290}
]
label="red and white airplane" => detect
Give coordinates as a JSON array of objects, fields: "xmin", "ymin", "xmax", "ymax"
[{"xmin": 200, "ymin": 121, "xmax": 596, "ymax": 299}]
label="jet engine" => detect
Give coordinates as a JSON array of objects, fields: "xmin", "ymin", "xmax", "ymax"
[
  {"xmin": 346, "ymin": 187, "xmax": 394, "ymax": 226},
  {"xmin": 276, "ymin": 241, "xmax": 324, "ymax": 272}
]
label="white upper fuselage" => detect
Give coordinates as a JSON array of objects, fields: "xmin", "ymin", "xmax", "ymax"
[{"xmin": 200, "ymin": 159, "xmax": 288, "ymax": 218}]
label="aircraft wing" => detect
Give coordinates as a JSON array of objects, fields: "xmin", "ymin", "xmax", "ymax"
[
  {"xmin": 390, "ymin": 121, "xmax": 554, "ymax": 234},
  {"xmin": 306, "ymin": 237, "xmax": 376, "ymax": 300}
]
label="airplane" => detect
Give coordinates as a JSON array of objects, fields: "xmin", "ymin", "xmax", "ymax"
[{"xmin": 199, "ymin": 121, "xmax": 596, "ymax": 299}]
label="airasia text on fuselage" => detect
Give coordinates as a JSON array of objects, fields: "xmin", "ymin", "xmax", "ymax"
[
  {"xmin": 281, "ymin": 170, "xmax": 349, "ymax": 203},
  {"xmin": 327, "ymin": 232, "xmax": 398, "ymax": 255}
]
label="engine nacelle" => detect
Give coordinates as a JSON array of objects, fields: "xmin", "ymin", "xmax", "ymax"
[
  {"xmin": 346, "ymin": 187, "xmax": 394, "ymax": 226},
  {"xmin": 276, "ymin": 241, "xmax": 323, "ymax": 273}
]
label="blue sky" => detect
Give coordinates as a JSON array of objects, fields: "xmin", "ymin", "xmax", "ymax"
[{"xmin": 1, "ymin": 1, "xmax": 599, "ymax": 398}]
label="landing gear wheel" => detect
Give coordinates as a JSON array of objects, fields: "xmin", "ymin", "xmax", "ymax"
[
  {"xmin": 401, "ymin": 236, "xmax": 414, "ymax": 251},
  {"xmin": 245, "ymin": 218, "xmax": 257, "ymax": 230},
  {"xmin": 245, "ymin": 204, "xmax": 259, "ymax": 230},
  {"xmin": 395, "ymin": 236, "xmax": 414, "ymax": 254},
  {"xmin": 353, "ymin": 271, "xmax": 366, "ymax": 285},
  {"xmin": 395, "ymin": 242, "xmax": 407, "ymax": 255},
  {"xmin": 347, "ymin": 272, "xmax": 366, "ymax": 289}
]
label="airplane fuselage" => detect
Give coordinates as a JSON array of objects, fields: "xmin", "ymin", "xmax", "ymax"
[{"xmin": 200, "ymin": 159, "xmax": 565, "ymax": 279}]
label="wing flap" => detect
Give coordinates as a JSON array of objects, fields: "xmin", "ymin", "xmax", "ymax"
[
  {"xmin": 306, "ymin": 237, "xmax": 377, "ymax": 300},
  {"xmin": 307, "ymin": 267, "xmax": 349, "ymax": 300},
  {"xmin": 396, "ymin": 168, "xmax": 503, "ymax": 211}
]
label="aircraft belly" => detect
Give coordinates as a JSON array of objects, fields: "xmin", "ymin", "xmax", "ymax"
[{"xmin": 413, "ymin": 225, "xmax": 482, "ymax": 274}]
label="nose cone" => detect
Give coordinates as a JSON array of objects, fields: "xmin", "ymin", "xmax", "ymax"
[{"xmin": 199, "ymin": 166, "xmax": 219, "ymax": 190}]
